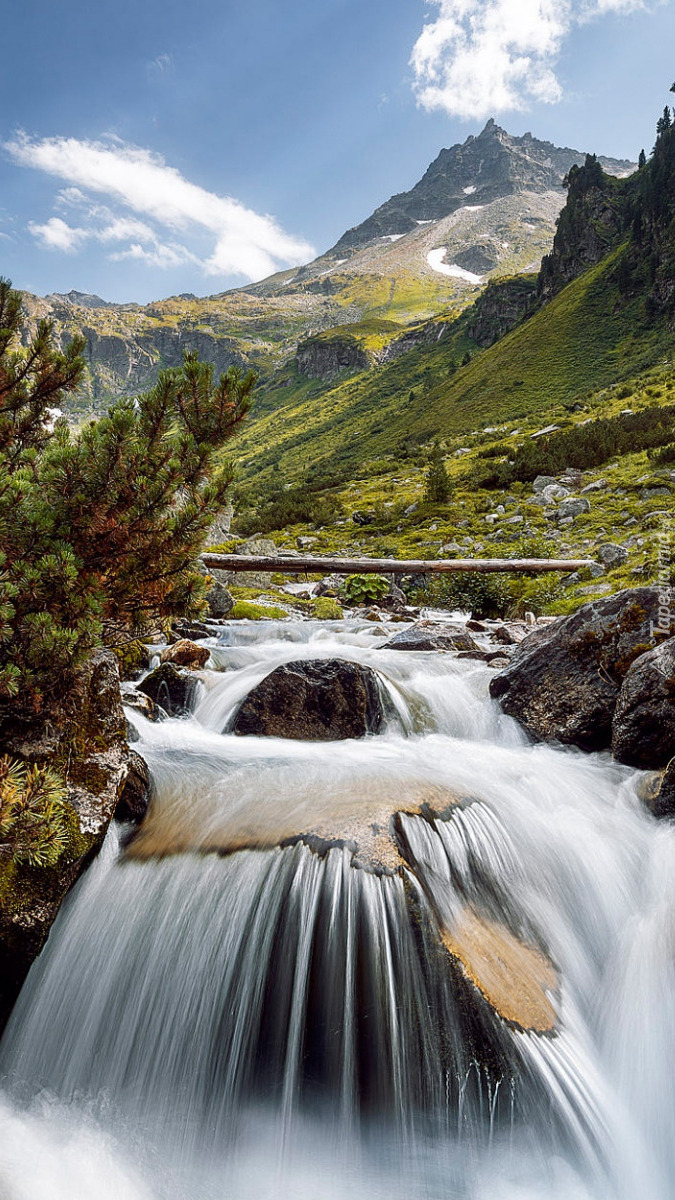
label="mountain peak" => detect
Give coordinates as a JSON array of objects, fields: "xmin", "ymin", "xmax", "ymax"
[{"xmin": 331, "ymin": 125, "xmax": 635, "ymax": 254}]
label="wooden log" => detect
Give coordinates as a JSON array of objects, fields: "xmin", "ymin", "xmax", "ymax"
[{"xmin": 201, "ymin": 553, "xmax": 594, "ymax": 576}]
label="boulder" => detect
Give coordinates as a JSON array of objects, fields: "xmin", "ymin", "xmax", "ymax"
[
  {"xmin": 490, "ymin": 589, "xmax": 667, "ymax": 751},
  {"xmin": 120, "ymin": 683, "xmax": 166, "ymax": 724},
  {"xmin": 0, "ymin": 650, "xmax": 130, "ymax": 1024},
  {"xmin": 558, "ymin": 497, "xmax": 591, "ymax": 520},
  {"xmin": 611, "ymin": 639, "xmax": 675, "ymax": 769},
  {"xmin": 381, "ymin": 622, "xmax": 483, "ymax": 654},
  {"xmin": 160, "ymin": 639, "xmax": 210, "ymax": 669},
  {"xmin": 532, "ymin": 475, "xmax": 557, "ymax": 494},
  {"xmin": 597, "ymin": 543, "xmax": 628, "ymax": 568},
  {"xmin": 116, "ymin": 750, "xmax": 151, "ymax": 824},
  {"xmin": 205, "ymin": 581, "xmax": 234, "ymax": 619},
  {"xmin": 231, "ymin": 659, "xmax": 391, "ymax": 740},
  {"xmin": 138, "ymin": 663, "xmax": 201, "ymax": 718},
  {"xmin": 640, "ymin": 763, "xmax": 675, "ymax": 819}
]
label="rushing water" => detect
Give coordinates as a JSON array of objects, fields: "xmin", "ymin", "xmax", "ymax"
[{"xmin": 0, "ymin": 616, "xmax": 672, "ymax": 1200}]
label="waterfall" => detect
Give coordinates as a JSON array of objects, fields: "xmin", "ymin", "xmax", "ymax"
[{"xmin": 0, "ymin": 617, "xmax": 670, "ymax": 1200}]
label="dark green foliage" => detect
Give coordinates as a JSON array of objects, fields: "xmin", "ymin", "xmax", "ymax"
[
  {"xmin": 0, "ymin": 279, "xmax": 253, "ymax": 730},
  {"xmin": 639, "ymin": 149, "xmax": 647, "ymax": 170},
  {"xmin": 406, "ymin": 573, "xmax": 512, "ymax": 620},
  {"xmin": 469, "ymin": 405, "xmax": 675, "ymax": 488},
  {"xmin": 424, "ymin": 444, "xmax": 451, "ymax": 503},
  {"xmin": 235, "ymin": 484, "xmax": 344, "ymax": 536}
]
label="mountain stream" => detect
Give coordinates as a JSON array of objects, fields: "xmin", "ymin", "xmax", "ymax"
[{"xmin": 0, "ymin": 616, "xmax": 672, "ymax": 1200}]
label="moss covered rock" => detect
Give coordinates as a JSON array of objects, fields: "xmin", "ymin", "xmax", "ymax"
[{"xmin": 0, "ymin": 649, "xmax": 130, "ymax": 1025}]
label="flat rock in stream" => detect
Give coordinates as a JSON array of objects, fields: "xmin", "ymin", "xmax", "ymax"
[
  {"xmin": 490, "ymin": 588, "xmax": 669, "ymax": 751},
  {"xmin": 381, "ymin": 621, "xmax": 482, "ymax": 654},
  {"xmin": 231, "ymin": 658, "xmax": 391, "ymax": 741}
]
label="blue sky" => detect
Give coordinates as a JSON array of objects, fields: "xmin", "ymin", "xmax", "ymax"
[{"xmin": 1, "ymin": 0, "xmax": 673, "ymax": 303}]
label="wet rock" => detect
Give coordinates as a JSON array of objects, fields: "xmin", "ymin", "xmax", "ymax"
[
  {"xmin": 489, "ymin": 588, "xmax": 667, "ymax": 751},
  {"xmin": 640, "ymin": 763, "xmax": 675, "ymax": 819},
  {"xmin": 0, "ymin": 650, "xmax": 130, "ymax": 1025},
  {"xmin": 611, "ymin": 639, "xmax": 675, "ymax": 769},
  {"xmin": 160, "ymin": 639, "xmax": 210, "ymax": 669},
  {"xmin": 231, "ymin": 659, "xmax": 391, "ymax": 741},
  {"xmin": 120, "ymin": 683, "xmax": 167, "ymax": 724},
  {"xmin": 138, "ymin": 663, "xmax": 201, "ymax": 718},
  {"xmin": 381, "ymin": 622, "xmax": 483, "ymax": 654},
  {"xmin": 493, "ymin": 623, "xmax": 529, "ymax": 646},
  {"xmin": 116, "ymin": 750, "xmax": 151, "ymax": 824}
]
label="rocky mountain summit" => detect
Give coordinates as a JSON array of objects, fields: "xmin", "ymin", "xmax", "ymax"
[{"xmin": 330, "ymin": 120, "xmax": 634, "ymax": 253}]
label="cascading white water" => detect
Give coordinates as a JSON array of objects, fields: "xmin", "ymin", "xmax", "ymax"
[{"xmin": 0, "ymin": 616, "xmax": 672, "ymax": 1200}]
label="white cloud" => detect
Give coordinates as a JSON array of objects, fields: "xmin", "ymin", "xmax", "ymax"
[
  {"xmin": 28, "ymin": 216, "xmax": 88, "ymax": 252},
  {"xmin": 411, "ymin": 0, "xmax": 649, "ymax": 120},
  {"xmin": 6, "ymin": 134, "xmax": 315, "ymax": 280}
]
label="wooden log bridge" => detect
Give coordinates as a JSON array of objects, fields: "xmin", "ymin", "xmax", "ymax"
[{"xmin": 201, "ymin": 553, "xmax": 594, "ymax": 576}]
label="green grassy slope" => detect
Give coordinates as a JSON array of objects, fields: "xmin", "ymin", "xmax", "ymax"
[{"xmin": 230, "ymin": 246, "xmax": 674, "ymax": 489}]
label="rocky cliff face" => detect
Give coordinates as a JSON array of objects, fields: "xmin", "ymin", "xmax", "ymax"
[
  {"xmin": 0, "ymin": 650, "xmax": 130, "ymax": 1024},
  {"xmin": 465, "ymin": 275, "xmax": 538, "ymax": 347},
  {"xmin": 296, "ymin": 333, "xmax": 372, "ymax": 380}
]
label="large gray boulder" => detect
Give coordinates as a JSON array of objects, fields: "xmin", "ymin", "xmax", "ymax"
[
  {"xmin": 612, "ymin": 639, "xmax": 675, "ymax": 769},
  {"xmin": 489, "ymin": 589, "xmax": 668, "ymax": 751},
  {"xmin": 381, "ymin": 621, "xmax": 482, "ymax": 654},
  {"xmin": 231, "ymin": 658, "xmax": 391, "ymax": 740}
]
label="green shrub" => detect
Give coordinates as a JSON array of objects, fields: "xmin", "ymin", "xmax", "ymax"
[
  {"xmin": 0, "ymin": 757, "xmax": 73, "ymax": 868},
  {"xmin": 341, "ymin": 574, "xmax": 390, "ymax": 606}
]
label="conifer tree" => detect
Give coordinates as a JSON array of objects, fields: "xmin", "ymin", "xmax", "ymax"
[
  {"xmin": 0, "ymin": 279, "xmax": 253, "ymax": 732},
  {"xmin": 424, "ymin": 444, "xmax": 451, "ymax": 503}
]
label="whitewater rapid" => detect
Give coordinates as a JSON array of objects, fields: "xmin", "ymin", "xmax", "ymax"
[{"xmin": 0, "ymin": 616, "xmax": 672, "ymax": 1200}]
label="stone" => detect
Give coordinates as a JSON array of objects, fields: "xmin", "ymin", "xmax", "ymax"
[
  {"xmin": 205, "ymin": 581, "xmax": 235, "ymax": 618},
  {"xmin": 493, "ymin": 623, "xmax": 529, "ymax": 646},
  {"xmin": 581, "ymin": 479, "xmax": 607, "ymax": 494},
  {"xmin": 120, "ymin": 683, "xmax": 167, "ymax": 724},
  {"xmin": 231, "ymin": 659, "xmax": 392, "ymax": 741},
  {"xmin": 489, "ymin": 588, "xmax": 667, "ymax": 751},
  {"xmin": 403, "ymin": 502, "xmax": 419, "ymax": 516},
  {"xmin": 381, "ymin": 621, "xmax": 483, "ymax": 654},
  {"xmin": 597, "ymin": 543, "xmax": 628, "ymax": 568},
  {"xmin": 589, "ymin": 563, "xmax": 606, "ymax": 578},
  {"xmin": 611, "ymin": 639, "xmax": 675, "ymax": 769},
  {"xmin": 542, "ymin": 484, "xmax": 570, "ymax": 503},
  {"xmin": 532, "ymin": 475, "xmax": 557, "ymax": 493},
  {"xmin": 160, "ymin": 639, "xmax": 210, "ymax": 670},
  {"xmin": 641, "ymin": 763, "xmax": 675, "ymax": 819},
  {"xmin": 138, "ymin": 663, "xmax": 201, "ymax": 718},
  {"xmin": 558, "ymin": 497, "xmax": 591, "ymax": 519},
  {"xmin": 116, "ymin": 750, "xmax": 151, "ymax": 824}
]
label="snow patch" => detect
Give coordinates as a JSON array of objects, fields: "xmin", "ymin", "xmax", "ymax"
[
  {"xmin": 463, "ymin": 205, "xmax": 484, "ymax": 212},
  {"xmin": 415, "ymin": 219, "xmax": 434, "ymax": 225},
  {"xmin": 463, "ymin": 186, "xmax": 477, "ymax": 195},
  {"xmin": 383, "ymin": 234, "xmax": 405, "ymax": 242},
  {"xmin": 426, "ymin": 249, "xmax": 482, "ymax": 284}
]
